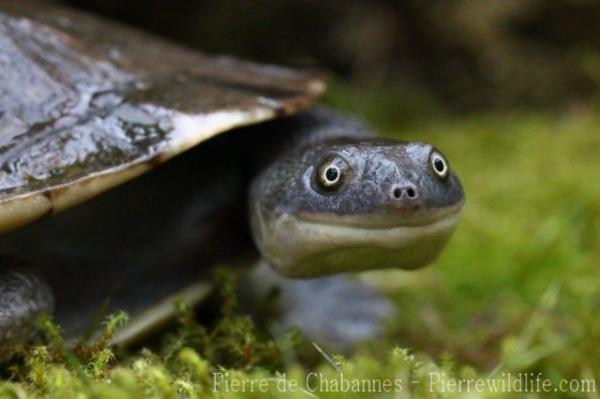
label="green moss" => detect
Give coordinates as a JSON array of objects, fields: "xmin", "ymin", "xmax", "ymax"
[{"xmin": 1, "ymin": 96, "xmax": 599, "ymax": 397}]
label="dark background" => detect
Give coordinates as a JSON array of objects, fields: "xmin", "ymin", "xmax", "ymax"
[{"xmin": 63, "ymin": 0, "xmax": 600, "ymax": 112}]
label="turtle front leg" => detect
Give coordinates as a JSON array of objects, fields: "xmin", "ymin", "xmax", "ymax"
[
  {"xmin": 240, "ymin": 261, "xmax": 394, "ymax": 352},
  {"xmin": 0, "ymin": 260, "xmax": 54, "ymax": 347}
]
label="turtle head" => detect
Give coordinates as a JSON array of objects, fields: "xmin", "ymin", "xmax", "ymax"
[{"xmin": 249, "ymin": 139, "xmax": 464, "ymax": 278}]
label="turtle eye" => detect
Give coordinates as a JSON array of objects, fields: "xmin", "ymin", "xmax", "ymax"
[
  {"xmin": 430, "ymin": 151, "xmax": 449, "ymax": 179},
  {"xmin": 315, "ymin": 155, "xmax": 348, "ymax": 192}
]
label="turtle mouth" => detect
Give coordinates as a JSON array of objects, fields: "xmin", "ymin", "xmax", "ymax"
[
  {"xmin": 253, "ymin": 198, "xmax": 464, "ymax": 277},
  {"xmin": 294, "ymin": 200, "xmax": 464, "ymax": 230},
  {"xmin": 261, "ymin": 205, "xmax": 463, "ymax": 277}
]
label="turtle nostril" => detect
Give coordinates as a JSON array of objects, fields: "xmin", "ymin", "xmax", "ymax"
[{"xmin": 391, "ymin": 185, "xmax": 418, "ymax": 201}]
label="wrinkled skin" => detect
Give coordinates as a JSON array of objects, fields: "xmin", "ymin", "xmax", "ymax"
[
  {"xmin": 0, "ymin": 1, "xmax": 465, "ymax": 350},
  {"xmin": 254, "ymin": 141, "xmax": 462, "ymax": 219},
  {"xmin": 250, "ymin": 109, "xmax": 464, "ymax": 277},
  {"xmin": 0, "ymin": 108, "xmax": 464, "ymax": 350}
]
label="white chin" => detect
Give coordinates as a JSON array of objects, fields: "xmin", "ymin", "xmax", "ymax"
[{"xmin": 261, "ymin": 211, "xmax": 462, "ymax": 278}]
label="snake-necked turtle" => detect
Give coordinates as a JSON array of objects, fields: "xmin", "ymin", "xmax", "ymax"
[{"xmin": 0, "ymin": 1, "xmax": 464, "ymax": 349}]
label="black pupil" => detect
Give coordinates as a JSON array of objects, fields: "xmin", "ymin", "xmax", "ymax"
[
  {"xmin": 434, "ymin": 158, "xmax": 445, "ymax": 172},
  {"xmin": 325, "ymin": 167, "xmax": 339, "ymax": 182}
]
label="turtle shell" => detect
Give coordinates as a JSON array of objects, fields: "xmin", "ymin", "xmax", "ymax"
[{"xmin": 0, "ymin": 1, "xmax": 324, "ymax": 233}]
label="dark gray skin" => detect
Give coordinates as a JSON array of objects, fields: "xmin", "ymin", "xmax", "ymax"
[
  {"xmin": 0, "ymin": 265, "xmax": 53, "ymax": 346},
  {"xmin": 0, "ymin": 109, "xmax": 464, "ymax": 349},
  {"xmin": 0, "ymin": 2, "xmax": 465, "ymax": 350},
  {"xmin": 250, "ymin": 110, "xmax": 464, "ymax": 277}
]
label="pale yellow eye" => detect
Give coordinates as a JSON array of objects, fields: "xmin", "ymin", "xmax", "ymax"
[
  {"xmin": 430, "ymin": 151, "xmax": 449, "ymax": 178},
  {"xmin": 322, "ymin": 165, "xmax": 340, "ymax": 186},
  {"xmin": 315, "ymin": 155, "xmax": 349, "ymax": 192}
]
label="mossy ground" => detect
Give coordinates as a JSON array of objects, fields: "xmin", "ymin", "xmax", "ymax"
[{"xmin": 1, "ymin": 87, "xmax": 598, "ymax": 398}]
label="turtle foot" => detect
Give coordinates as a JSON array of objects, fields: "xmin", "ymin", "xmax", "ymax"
[
  {"xmin": 240, "ymin": 261, "xmax": 394, "ymax": 352},
  {"xmin": 0, "ymin": 258, "xmax": 54, "ymax": 349}
]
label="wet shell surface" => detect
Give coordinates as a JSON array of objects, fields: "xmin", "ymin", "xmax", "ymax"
[{"xmin": 0, "ymin": 0, "xmax": 325, "ymax": 232}]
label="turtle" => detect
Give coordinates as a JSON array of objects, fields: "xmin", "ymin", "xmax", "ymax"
[{"xmin": 0, "ymin": 0, "xmax": 465, "ymax": 350}]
